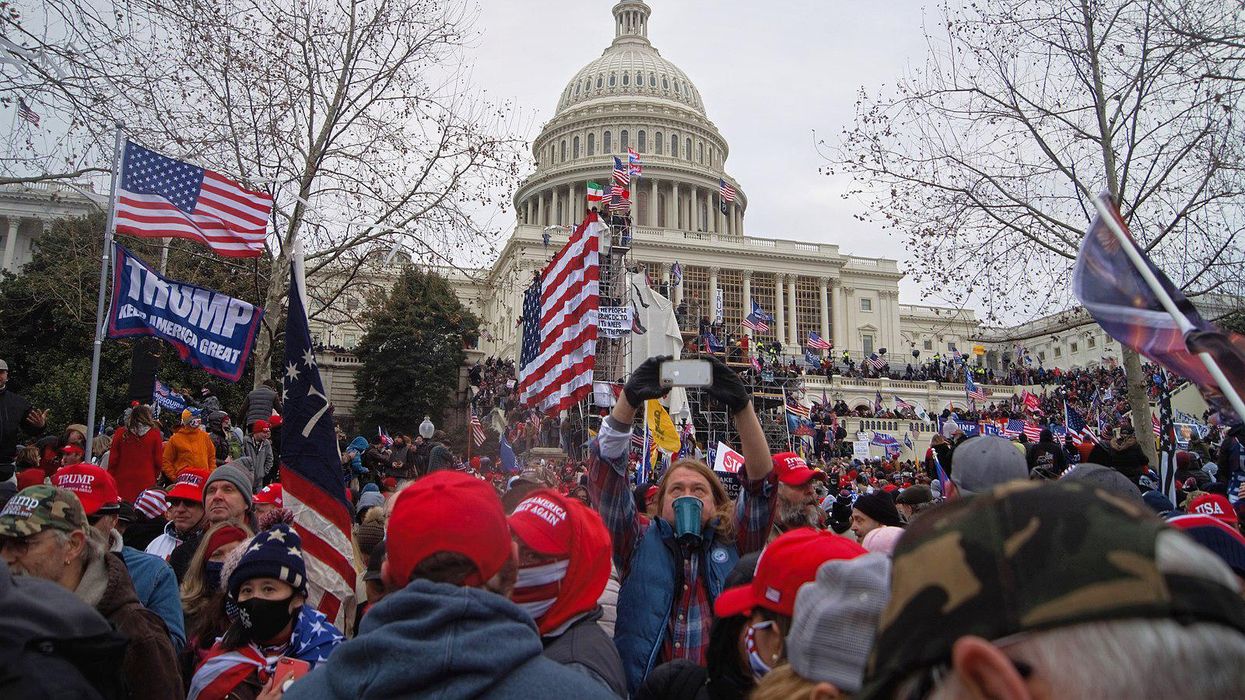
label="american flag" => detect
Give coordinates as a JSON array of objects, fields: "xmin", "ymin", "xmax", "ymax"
[
  {"xmin": 1001, "ymin": 419, "xmax": 1025, "ymax": 438},
  {"xmin": 613, "ymin": 156, "xmax": 630, "ymax": 186},
  {"xmin": 469, "ymin": 408, "xmax": 486, "ymax": 447},
  {"xmin": 115, "ymin": 141, "xmax": 271, "ymax": 258},
  {"xmin": 518, "ymin": 213, "xmax": 602, "ymax": 414},
  {"xmin": 742, "ymin": 300, "xmax": 771, "ymax": 332},
  {"xmin": 894, "ymin": 395, "xmax": 915, "ymax": 412},
  {"xmin": 627, "ymin": 148, "xmax": 643, "ymax": 177},
  {"xmin": 874, "ymin": 390, "xmax": 884, "ymax": 413},
  {"xmin": 786, "ymin": 400, "xmax": 810, "ymax": 420},
  {"xmin": 1064, "ymin": 403, "xmax": 1091, "ymax": 446},
  {"xmin": 17, "ymin": 98, "xmax": 39, "ymax": 126},
  {"xmin": 1022, "ymin": 422, "xmax": 1043, "ymax": 442},
  {"xmin": 866, "ymin": 353, "xmax": 888, "ymax": 371},
  {"xmin": 278, "ymin": 241, "xmax": 355, "ymax": 629},
  {"xmin": 609, "ymin": 192, "xmax": 631, "ymax": 214},
  {"xmin": 719, "ymin": 178, "xmax": 736, "ymax": 203},
  {"xmin": 807, "ymin": 331, "xmax": 831, "ymax": 350},
  {"xmin": 965, "ymin": 375, "xmax": 986, "ymax": 403},
  {"xmin": 670, "ymin": 261, "xmax": 683, "ymax": 287}
]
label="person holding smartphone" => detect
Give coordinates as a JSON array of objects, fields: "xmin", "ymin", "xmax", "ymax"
[{"xmin": 587, "ymin": 355, "xmax": 777, "ymax": 694}]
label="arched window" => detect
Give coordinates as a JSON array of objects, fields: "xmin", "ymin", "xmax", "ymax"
[
  {"xmin": 662, "ymin": 76, "xmax": 669, "ymax": 90},
  {"xmin": 585, "ymin": 78, "xmax": 591, "ymax": 93},
  {"xmin": 621, "ymin": 130, "xmax": 629, "ymax": 150},
  {"xmin": 596, "ymin": 75, "xmax": 603, "ymax": 89},
  {"xmin": 671, "ymin": 134, "xmax": 678, "ymax": 158},
  {"xmin": 686, "ymin": 138, "xmax": 692, "ymax": 160},
  {"xmin": 698, "ymin": 142, "xmax": 704, "ymax": 164},
  {"xmin": 655, "ymin": 131, "xmax": 663, "ymax": 155},
  {"xmin": 574, "ymin": 83, "xmax": 580, "ymax": 96},
  {"xmin": 609, "ymin": 73, "xmax": 616, "ymax": 87},
  {"xmin": 649, "ymin": 72, "xmax": 656, "ymax": 87},
  {"xmin": 560, "ymin": 140, "xmax": 567, "ymax": 162},
  {"xmin": 636, "ymin": 71, "xmax": 643, "ymax": 86},
  {"xmin": 622, "ymin": 72, "xmax": 629, "ymax": 86},
  {"xmin": 638, "ymin": 130, "xmax": 646, "ymax": 152},
  {"xmin": 587, "ymin": 132, "xmax": 595, "ymax": 156},
  {"xmin": 572, "ymin": 136, "xmax": 580, "ymax": 159},
  {"xmin": 604, "ymin": 130, "xmax": 612, "ymax": 153}
]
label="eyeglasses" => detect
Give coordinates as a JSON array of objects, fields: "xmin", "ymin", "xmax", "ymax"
[{"xmin": 167, "ymin": 498, "xmax": 200, "ymax": 509}]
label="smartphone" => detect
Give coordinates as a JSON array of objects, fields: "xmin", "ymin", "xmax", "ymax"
[
  {"xmin": 275, "ymin": 657, "xmax": 311, "ymax": 691},
  {"xmin": 660, "ymin": 359, "xmax": 712, "ymax": 388}
]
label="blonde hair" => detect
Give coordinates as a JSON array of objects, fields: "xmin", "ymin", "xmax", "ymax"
[
  {"xmin": 180, "ymin": 520, "xmax": 253, "ymax": 618},
  {"xmin": 654, "ymin": 458, "xmax": 736, "ymax": 543},
  {"xmin": 751, "ymin": 664, "xmax": 819, "ymax": 700}
]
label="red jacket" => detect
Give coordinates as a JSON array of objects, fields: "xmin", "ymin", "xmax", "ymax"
[{"xmin": 108, "ymin": 426, "xmax": 164, "ymax": 502}]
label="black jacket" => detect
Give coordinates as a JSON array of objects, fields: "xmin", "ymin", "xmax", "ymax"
[{"xmin": 0, "ymin": 386, "xmax": 38, "ymax": 464}]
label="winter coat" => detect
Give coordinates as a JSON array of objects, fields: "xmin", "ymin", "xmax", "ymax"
[
  {"xmin": 208, "ymin": 412, "xmax": 242, "ymax": 466},
  {"xmin": 597, "ymin": 565, "xmax": 620, "ymax": 638},
  {"xmin": 77, "ymin": 552, "xmax": 182, "ymax": 699},
  {"xmin": 345, "ymin": 437, "xmax": 369, "ymax": 477},
  {"xmin": 162, "ymin": 427, "xmax": 216, "ymax": 479},
  {"xmin": 240, "ymin": 386, "xmax": 279, "ymax": 429},
  {"xmin": 543, "ymin": 609, "xmax": 627, "ymax": 697},
  {"xmin": 112, "ymin": 531, "xmax": 186, "ymax": 654},
  {"xmin": 0, "ymin": 385, "xmax": 39, "ymax": 464},
  {"xmin": 241, "ymin": 437, "xmax": 272, "ymax": 491},
  {"xmin": 284, "ymin": 579, "xmax": 615, "ymax": 700},
  {"xmin": 108, "ymin": 425, "xmax": 164, "ymax": 501}
]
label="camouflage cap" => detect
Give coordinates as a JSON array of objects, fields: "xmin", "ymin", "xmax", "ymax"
[
  {"xmin": 859, "ymin": 480, "xmax": 1245, "ymax": 699},
  {"xmin": 0, "ymin": 485, "xmax": 89, "ymax": 538}
]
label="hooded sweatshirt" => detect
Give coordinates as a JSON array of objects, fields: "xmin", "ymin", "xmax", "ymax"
[
  {"xmin": 284, "ymin": 579, "xmax": 616, "ymax": 700},
  {"xmin": 163, "ymin": 426, "xmax": 216, "ymax": 480}
]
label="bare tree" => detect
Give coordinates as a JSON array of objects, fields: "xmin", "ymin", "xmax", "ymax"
[
  {"xmin": 827, "ymin": 0, "xmax": 1245, "ymax": 462},
  {"xmin": 2, "ymin": 0, "xmax": 525, "ymax": 382}
]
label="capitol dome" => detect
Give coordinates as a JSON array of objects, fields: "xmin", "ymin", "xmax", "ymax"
[{"xmin": 515, "ymin": 0, "xmax": 746, "ymax": 238}]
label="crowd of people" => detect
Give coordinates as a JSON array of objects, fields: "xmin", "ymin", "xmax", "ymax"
[{"xmin": 1, "ymin": 352, "xmax": 1243, "ymax": 699}]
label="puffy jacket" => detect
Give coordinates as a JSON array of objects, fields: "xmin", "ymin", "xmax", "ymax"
[
  {"xmin": 108, "ymin": 425, "xmax": 163, "ymax": 502},
  {"xmin": 614, "ymin": 518, "xmax": 738, "ymax": 694},
  {"xmin": 78, "ymin": 552, "xmax": 182, "ymax": 699},
  {"xmin": 240, "ymin": 386, "xmax": 279, "ymax": 429},
  {"xmin": 162, "ymin": 427, "xmax": 216, "ymax": 480},
  {"xmin": 285, "ymin": 579, "xmax": 615, "ymax": 700},
  {"xmin": 0, "ymin": 386, "xmax": 39, "ymax": 464},
  {"xmin": 241, "ymin": 437, "xmax": 272, "ymax": 491}
]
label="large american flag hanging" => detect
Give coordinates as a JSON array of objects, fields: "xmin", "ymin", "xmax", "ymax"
[
  {"xmin": 470, "ymin": 408, "xmax": 487, "ymax": 447},
  {"xmin": 279, "ymin": 242, "xmax": 355, "ymax": 629},
  {"xmin": 115, "ymin": 141, "xmax": 271, "ymax": 258},
  {"xmin": 518, "ymin": 212, "xmax": 603, "ymax": 414}
]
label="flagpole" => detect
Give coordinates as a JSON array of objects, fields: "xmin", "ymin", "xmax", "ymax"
[
  {"xmin": 641, "ymin": 402, "xmax": 650, "ymax": 484},
  {"xmin": 1091, "ymin": 196, "xmax": 1245, "ymax": 421},
  {"xmin": 85, "ymin": 123, "xmax": 125, "ymax": 460}
]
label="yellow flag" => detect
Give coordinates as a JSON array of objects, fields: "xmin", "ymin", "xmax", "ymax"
[{"xmin": 646, "ymin": 400, "xmax": 682, "ymax": 453}]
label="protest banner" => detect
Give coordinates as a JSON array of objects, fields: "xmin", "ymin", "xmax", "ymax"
[
  {"xmin": 713, "ymin": 441, "xmax": 744, "ymax": 498},
  {"xmin": 853, "ymin": 440, "xmax": 871, "ymax": 461},
  {"xmin": 598, "ymin": 305, "xmax": 633, "ymax": 338},
  {"xmin": 107, "ymin": 244, "xmax": 263, "ymax": 382}
]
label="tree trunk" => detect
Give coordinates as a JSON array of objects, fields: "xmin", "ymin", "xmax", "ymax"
[
  {"xmin": 1121, "ymin": 346, "xmax": 1157, "ymax": 466},
  {"xmin": 251, "ymin": 253, "xmax": 290, "ymax": 388}
]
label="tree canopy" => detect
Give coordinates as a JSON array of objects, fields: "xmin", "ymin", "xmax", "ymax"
[{"xmin": 352, "ymin": 265, "xmax": 479, "ymax": 436}]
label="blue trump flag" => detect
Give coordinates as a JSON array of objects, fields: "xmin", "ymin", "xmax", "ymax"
[
  {"xmin": 279, "ymin": 241, "xmax": 355, "ymax": 626},
  {"xmin": 107, "ymin": 244, "xmax": 262, "ymax": 382},
  {"xmin": 499, "ymin": 431, "xmax": 518, "ymax": 474}
]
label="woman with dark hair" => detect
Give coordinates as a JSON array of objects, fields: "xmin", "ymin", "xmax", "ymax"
[
  {"xmin": 188, "ymin": 524, "xmax": 343, "ymax": 700},
  {"xmin": 180, "ymin": 521, "xmax": 252, "ymax": 688},
  {"xmin": 109, "ymin": 404, "xmax": 164, "ymax": 501}
]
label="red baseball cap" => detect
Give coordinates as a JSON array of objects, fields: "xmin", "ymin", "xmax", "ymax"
[
  {"xmin": 16, "ymin": 468, "xmax": 45, "ymax": 491},
  {"xmin": 254, "ymin": 483, "xmax": 283, "ymax": 507},
  {"xmin": 60, "ymin": 444, "xmax": 85, "ymax": 457},
  {"xmin": 713, "ymin": 527, "xmax": 866, "ymax": 618},
  {"xmin": 771, "ymin": 452, "xmax": 826, "ymax": 487},
  {"xmin": 386, "ymin": 471, "xmax": 511, "ymax": 588},
  {"xmin": 167, "ymin": 468, "xmax": 210, "ymax": 504},
  {"xmin": 251, "ymin": 419, "xmax": 270, "ymax": 434},
  {"xmin": 268, "ymin": 413, "xmax": 283, "ymax": 428},
  {"xmin": 1188, "ymin": 493, "xmax": 1239, "ymax": 525},
  {"xmin": 509, "ymin": 490, "xmax": 573, "ymax": 557},
  {"xmin": 52, "ymin": 464, "xmax": 120, "ymax": 516}
]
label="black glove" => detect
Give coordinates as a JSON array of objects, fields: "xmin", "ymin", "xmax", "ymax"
[
  {"xmin": 624, "ymin": 355, "xmax": 672, "ymax": 407},
  {"xmin": 704, "ymin": 355, "xmax": 751, "ymax": 414}
]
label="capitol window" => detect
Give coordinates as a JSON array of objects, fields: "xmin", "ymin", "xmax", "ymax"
[
  {"xmin": 685, "ymin": 138, "xmax": 692, "ymax": 160},
  {"xmin": 604, "ymin": 131, "xmax": 612, "ymax": 153},
  {"xmin": 636, "ymin": 71, "xmax": 643, "ymax": 85},
  {"xmin": 655, "ymin": 131, "xmax": 663, "ymax": 154},
  {"xmin": 587, "ymin": 133, "xmax": 595, "ymax": 156},
  {"xmin": 573, "ymin": 136, "xmax": 580, "ymax": 158},
  {"xmin": 923, "ymin": 339, "xmax": 933, "ymax": 351},
  {"xmin": 573, "ymin": 84, "xmax": 579, "ymax": 97},
  {"xmin": 860, "ymin": 298, "xmax": 872, "ymax": 312},
  {"xmin": 698, "ymin": 142, "xmax": 704, "ymax": 164},
  {"xmin": 649, "ymin": 73, "xmax": 656, "ymax": 87},
  {"xmin": 675, "ymin": 79, "xmax": 681, "ymax": 93},
  {"xmin": 609, "ymin": 73, "xmax": 616, "ymax": 87},
  {"xmin": 1054, "ymin": 346, "xmax": 1062, "ymax": 359},
  {"xmin": 560, "ymin": 140, "xmax": 567, "ymax": 161},
  {"xmin": 1087, "ymin": 336, "xmax": 1096, "ymax": 349},
  {"xmin": 671, "ymin": 134, "xmax": 678, "ymax": 157},
  {"xmin": 622, "ymin": 72, "xmax": 629, "ymax": 86},
  {"xmin": 621, "ymin": 130, "xmax": 629, "ymax": 150},
  {"xmin": 638, "ymin": 130, "xmax": 646, "ymax": 152},
  {"xmin": 585, "ymin": 78, "xmax": 591, "ymax": 93},
  {"xmin": 863, "ymin": 335, "xmax": 875, "ymax": 355},
  {"xmin": 1070, "ymin": 341, "xmax": 1079, "ymax": 354},
  {"xmin": 662, "ymin": 76, "xmax": 669, "ymax": 90},
  {"xmin": 596, "ymin": 76, "xmax": 603, "ymax": 89}
]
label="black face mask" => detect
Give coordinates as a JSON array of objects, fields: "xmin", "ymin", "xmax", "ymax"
[
  {"xmin": 204, "ymin": 561, "xmax": 224, "ymax": 593},
  {"xmin": 238, "ymin": 595, "xmax": 296, "ymax": 643}
]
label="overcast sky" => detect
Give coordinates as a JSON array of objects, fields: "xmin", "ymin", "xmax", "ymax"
[{"xmin": 466, "ymin": 0, "xmax": 948, "ymax": 305}]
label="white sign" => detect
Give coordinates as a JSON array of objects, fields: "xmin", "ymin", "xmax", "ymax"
[
  {"xmin": 713, "ymin": 288, "xmax": 724, "ymax": 324},
  {"xmin": 713, "ymin": 441, "xmax": 744, "ymax": 474},
  {"xmin": 852, "ymin": 440, "xmax": 871, "ymax": 461},
  {"xmin": 598, "ymin": 305, "xmax": 633, "ymax": 338}
]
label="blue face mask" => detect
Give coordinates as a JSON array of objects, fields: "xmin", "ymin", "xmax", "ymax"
[
  {"xmin": 746, "ymin": 621, "xmax": 776, "ymax": 681},
  {"xmin": 204, "ymin": 561, "xmax": 224, "ymax": 592}
]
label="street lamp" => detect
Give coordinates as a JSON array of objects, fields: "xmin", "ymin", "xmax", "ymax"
[{"xmin": 419, "ymin": 416, "xmax": 435, "ymax": 440}]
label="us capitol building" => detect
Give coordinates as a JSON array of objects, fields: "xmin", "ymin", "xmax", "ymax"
[{"xmin": 310, "ymin": 0, "xmax": 980, "ymax": 380}]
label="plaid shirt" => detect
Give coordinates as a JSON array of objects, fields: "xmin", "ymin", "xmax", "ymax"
[{"xmin": 589, "ymin": 416, "xmax": 775, "ymax": 666}]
